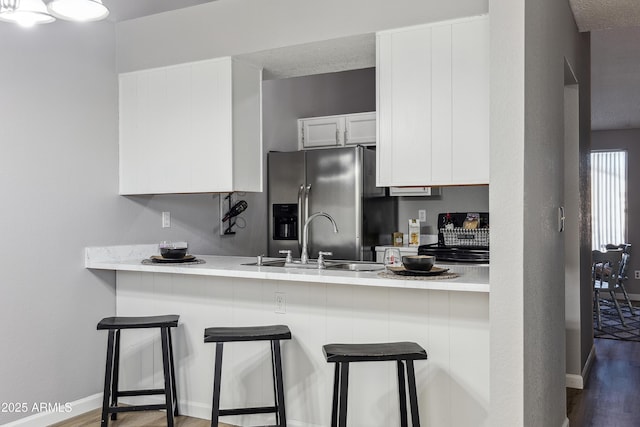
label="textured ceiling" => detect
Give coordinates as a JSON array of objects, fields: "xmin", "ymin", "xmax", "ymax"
[
  {"xmin": 570, "ymin": 0, "xmax": 640, "ymax": 32},
  {"xmin": 237, "ymin": 35, "xmax": 375, "ymax": 80}
]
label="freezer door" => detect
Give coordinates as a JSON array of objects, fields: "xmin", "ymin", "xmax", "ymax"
[
  {"xmin": 305, "ymin": 147, "xmax": 361, "ymax": 260},
  {"xmin": 268, "ymin": 151, "xmax": 305, "ymax": 257}
]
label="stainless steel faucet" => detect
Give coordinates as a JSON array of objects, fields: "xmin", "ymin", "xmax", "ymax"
[{"xmin": 300, "ymin": 212, "xmax": 339, "ymax": 264}]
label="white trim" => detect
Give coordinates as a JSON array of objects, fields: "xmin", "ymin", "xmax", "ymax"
[
  {"xmin": 582, "ymin": 344, "xmax": 597, "ymax": 386},
  {"xmin": 562, "ymin": 416, "xmax": 570, "ymax": 427},
  {"xmin": 566, "ymin": 344, "xmax": 596, "ymax": 390},
  {"xmin": 565, "ymin": 373, "xmax": 584, "ymax": 389},
  {"xmin": 2, "ymin": 393, "xmax": 102, "ymax": 427}
]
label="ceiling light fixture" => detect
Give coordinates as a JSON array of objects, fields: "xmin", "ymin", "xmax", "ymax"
[
  {"xmin": 0, "ymin": 0, "xmax": 19, "ymax": 12},
  {"xmin": 47, "ymin": 0, "xmax": 108, "ymax": 22},
  {"xmin": 0, "ymin": 0, "xmax": 108, "ymax": 27},
  {"xmin": 0, "ymin": 0, "xmax": 55, "ymax": 27}
]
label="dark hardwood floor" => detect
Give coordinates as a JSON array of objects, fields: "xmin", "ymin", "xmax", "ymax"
[{"xmin": 567, "ymin": 338, "xmax": 640, "ymax": 426}]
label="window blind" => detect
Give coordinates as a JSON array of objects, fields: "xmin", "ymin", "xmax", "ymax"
[{"xmin": 591, "ymin": 150, "xmax": 627, "ymax": 250}]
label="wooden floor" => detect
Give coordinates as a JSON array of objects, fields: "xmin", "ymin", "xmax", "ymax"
[
  {"xmin": 567, "ymin": 338, "xmax": 640, "ymax": 426},
  {"xmin": 50, "ymin": 409, "xmax": 237, "ymax": 427}
]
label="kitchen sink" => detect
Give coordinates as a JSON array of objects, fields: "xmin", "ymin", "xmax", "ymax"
[
  {"xmin": 242, "ymin": 259, "xmax": 384, "ymax": 271},
  {"xmin": 324, "ymin": 262, "xmax": 385, "ymax": 272}
]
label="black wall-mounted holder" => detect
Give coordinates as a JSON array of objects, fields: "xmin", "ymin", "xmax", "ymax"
[{"xmin": 219, "ymin": 193, "xmax": 248, "ymax": 236}]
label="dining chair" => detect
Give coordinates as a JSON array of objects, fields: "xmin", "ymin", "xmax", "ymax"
[
  {"xmin": 605, "ymin": 243, "xmax": 634, "ymax": 315},
  {"xmin": 593, "ymin": 249, "xmax": 626, "ymax": 329}
]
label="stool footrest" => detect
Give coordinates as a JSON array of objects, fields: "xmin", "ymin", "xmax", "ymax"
[
  {"xmin": 118, "ymin": 388, "xmax": 166, "ymax": 397},
  {"xmin": 219, "ymin": 405, "xmax": 278, "ymax": 416},
  {"xmin": 109, "ymin": 404, "xmax": 168, "ymax": 413}
]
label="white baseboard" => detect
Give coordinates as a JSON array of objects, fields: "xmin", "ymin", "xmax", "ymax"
[
  {"xmin": 1, "ymin": 393, "xmax": 102, "ymax": 427},
  {"xmin": 562, "ymin": 416, "xmax": 570, "ymax": 427},
  {"xmin": 621, "ymin": 292, "xmax": 640, "ymax": 302},
  {"xmin": 581, "ymin": 343, "xmax": 596, "ymax": 387},
  {"xmin": 565, "ymin": 373, "xmax": 583, "ymax": 389},
  {"xmin": 566, "ymin": 343, "xmax": 596, "ymax": 390}
]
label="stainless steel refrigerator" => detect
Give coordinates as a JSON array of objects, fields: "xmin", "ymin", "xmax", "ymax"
[{"xmin": 268, "ymin": 146, "xmax": 396, "ymax": 261}]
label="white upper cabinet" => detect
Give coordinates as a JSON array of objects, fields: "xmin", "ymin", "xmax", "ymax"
[
  {"xmin": 298, "ymin": 112, "xmax": 376, "ymax": 149},
  {"xmin": 119, "ymin": 57, "xmax": 262, "ymax": 195},
  {"xmin": 344, "ymin": 112, "xmax": 377, "ymax": 146},
  {"xmin": 376, "ymin": 15, "xmax": 489, "ymax": 187},
  {"xmin": 298, "ymin": 115, "xmax": 344, "ymax": 148}
]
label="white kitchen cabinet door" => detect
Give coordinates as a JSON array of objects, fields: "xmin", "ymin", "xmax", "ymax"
[
  {"xmin": 376, "ymin": 15, "xmax": 489, "ymax": 187},
  {"xmin": 298, "ymin": 116, "xmax": 344, "ymax": 149},
  {"xmin": 377, "ymin": 25, "xmax": 433, "ymax": 186},
  {"xmin": 119, "ymin": 57, "xmax": 262, "ymax": 195},
  {"xmin": 451, "ymin": 17, "xmax": 490, "ymax": 184},
  {"xmin": 344, "ymin": 112, "xmax": 377, "ymax": 145}
]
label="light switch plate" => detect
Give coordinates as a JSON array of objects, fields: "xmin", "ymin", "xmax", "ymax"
[{"xmin": 418, "ymin": 209, "xmax": 427, "ymax": 222}]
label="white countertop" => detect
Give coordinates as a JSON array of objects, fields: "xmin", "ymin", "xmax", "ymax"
[{"xmin": 85, "ymin": 245, "xmax": 489, "ymax": 293}]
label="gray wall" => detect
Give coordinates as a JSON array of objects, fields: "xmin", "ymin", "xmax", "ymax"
[
  {"xmin": 0, "ymin": 21, "xmax": 260, "ymax": 425},
  {"xmin": 490, "ymin": 0, "xmax": 590, "ymax": 426},
  {"xmin": 592, "ymin": 129, "xmax": 640, "ymax": 295},
  {"xmin": 396, "ymin": 186, "xmax": 489, "ymax": 234}
]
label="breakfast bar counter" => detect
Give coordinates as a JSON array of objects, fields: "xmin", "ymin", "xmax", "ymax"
[
  {"xmin": 86, "ymin": 245, "xmax": 489, "ymax": 427},
  {"xmin": 85, "ymin": 244, "xmax": 489, "ymax": 293}
]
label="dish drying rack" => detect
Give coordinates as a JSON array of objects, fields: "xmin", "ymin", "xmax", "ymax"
[{"xmin": 440, "ymin": 228, "xmax": 489, "ymax": 248}]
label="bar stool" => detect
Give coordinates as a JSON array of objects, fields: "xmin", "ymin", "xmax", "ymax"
[
  {"xmin": 97, "ymin": 315, "xmax": 180, "ymax": 427},
  {"xmin": 204, "ymin": 324, "xmax": 292, "ymax": 427},
  {"xmin": 323, "ymin": 341, "xmax": 428, "ymax": 427}
]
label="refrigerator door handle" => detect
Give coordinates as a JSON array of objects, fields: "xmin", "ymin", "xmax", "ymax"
[
  {"xmin": 304, "ymin": 184, "xmax": 311, "ymax": 252},
  {"xmin": 297, "ymin": 184, "xmax": 305, "ymax": 250}
]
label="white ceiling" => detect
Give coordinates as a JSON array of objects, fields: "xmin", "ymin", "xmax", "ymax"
[{"xmin": 104, "ymin": 0, "xmax": 640, "ymax": 131}]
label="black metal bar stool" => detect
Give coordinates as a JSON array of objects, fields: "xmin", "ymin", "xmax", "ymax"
[
  {"xmin": 204, "ymin": 324, "xmax": 292, "ymax": 427},
  {"xmin": 323, "ymin": 341, "xmax": 428, "ymax": 427},
  {"xmin": 97, "ymin": 314, "xmax": 180, "ymax": 427}
]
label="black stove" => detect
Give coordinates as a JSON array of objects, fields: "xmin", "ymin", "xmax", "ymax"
[
  {"xmin": 418, "ymin": 244, "xmax": 489, "ymax": 263},
  {"xmin": 418, "ymin": 212, "xmax": 490, "ymax": 263}
]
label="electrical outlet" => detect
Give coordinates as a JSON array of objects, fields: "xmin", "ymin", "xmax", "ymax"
[
  {"xmin": 162, "ymin": 212, "xmax": 171, "ymax": 228},
  {"xmin": 275, "ymin": 292, "xmax": 286, "ymax": 314},
  {"xmin": 418, "ymin": 209, "xmax": 427, "ymax": 222},
  {"xmin": 635, "ymin": 270, "xmax": 640, "ymax": 280}
]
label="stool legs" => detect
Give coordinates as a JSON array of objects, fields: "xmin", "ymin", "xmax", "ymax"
[
  {"xmin": 330, "ymin": 360, "xmax": 422, "ymax": 427},
  {"xmin": 160, "ymin": 327, "xmax": 175, "ymax": 427},
  {"xmin": 110, "ymin": 330, "xmax": 121, "ymax": 421},
  {"xmin": 406, "ymin": 360, "xmax": 421, "ymax": 427},
  {"xmin": 101, "ymin": 327, "xmax": 178, "ymax": 427},
  {"xmin": 101, "ymin": 330, "xmax": 116, "ymax": 427},
  {"xmin": 211, "ymin": 342, "xmax": 224, "ymax": 427},
  {"xmin": 330, "ymin": 362, "xmax": 350, "ymax": 427},
  {"xmin": 272, "ymin": 340, "xmax": 287, "ymax": 426},
  {"xmin": 167, "ymin": 327, "xmax": 179, "ymax": 416},
  {"xmin": 397, "ymin": 361, "xmax": 408, "ymax": 427},
  {"xmin": 210, "ymin": 340, "xmax": 287, "ymax": 427}
]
